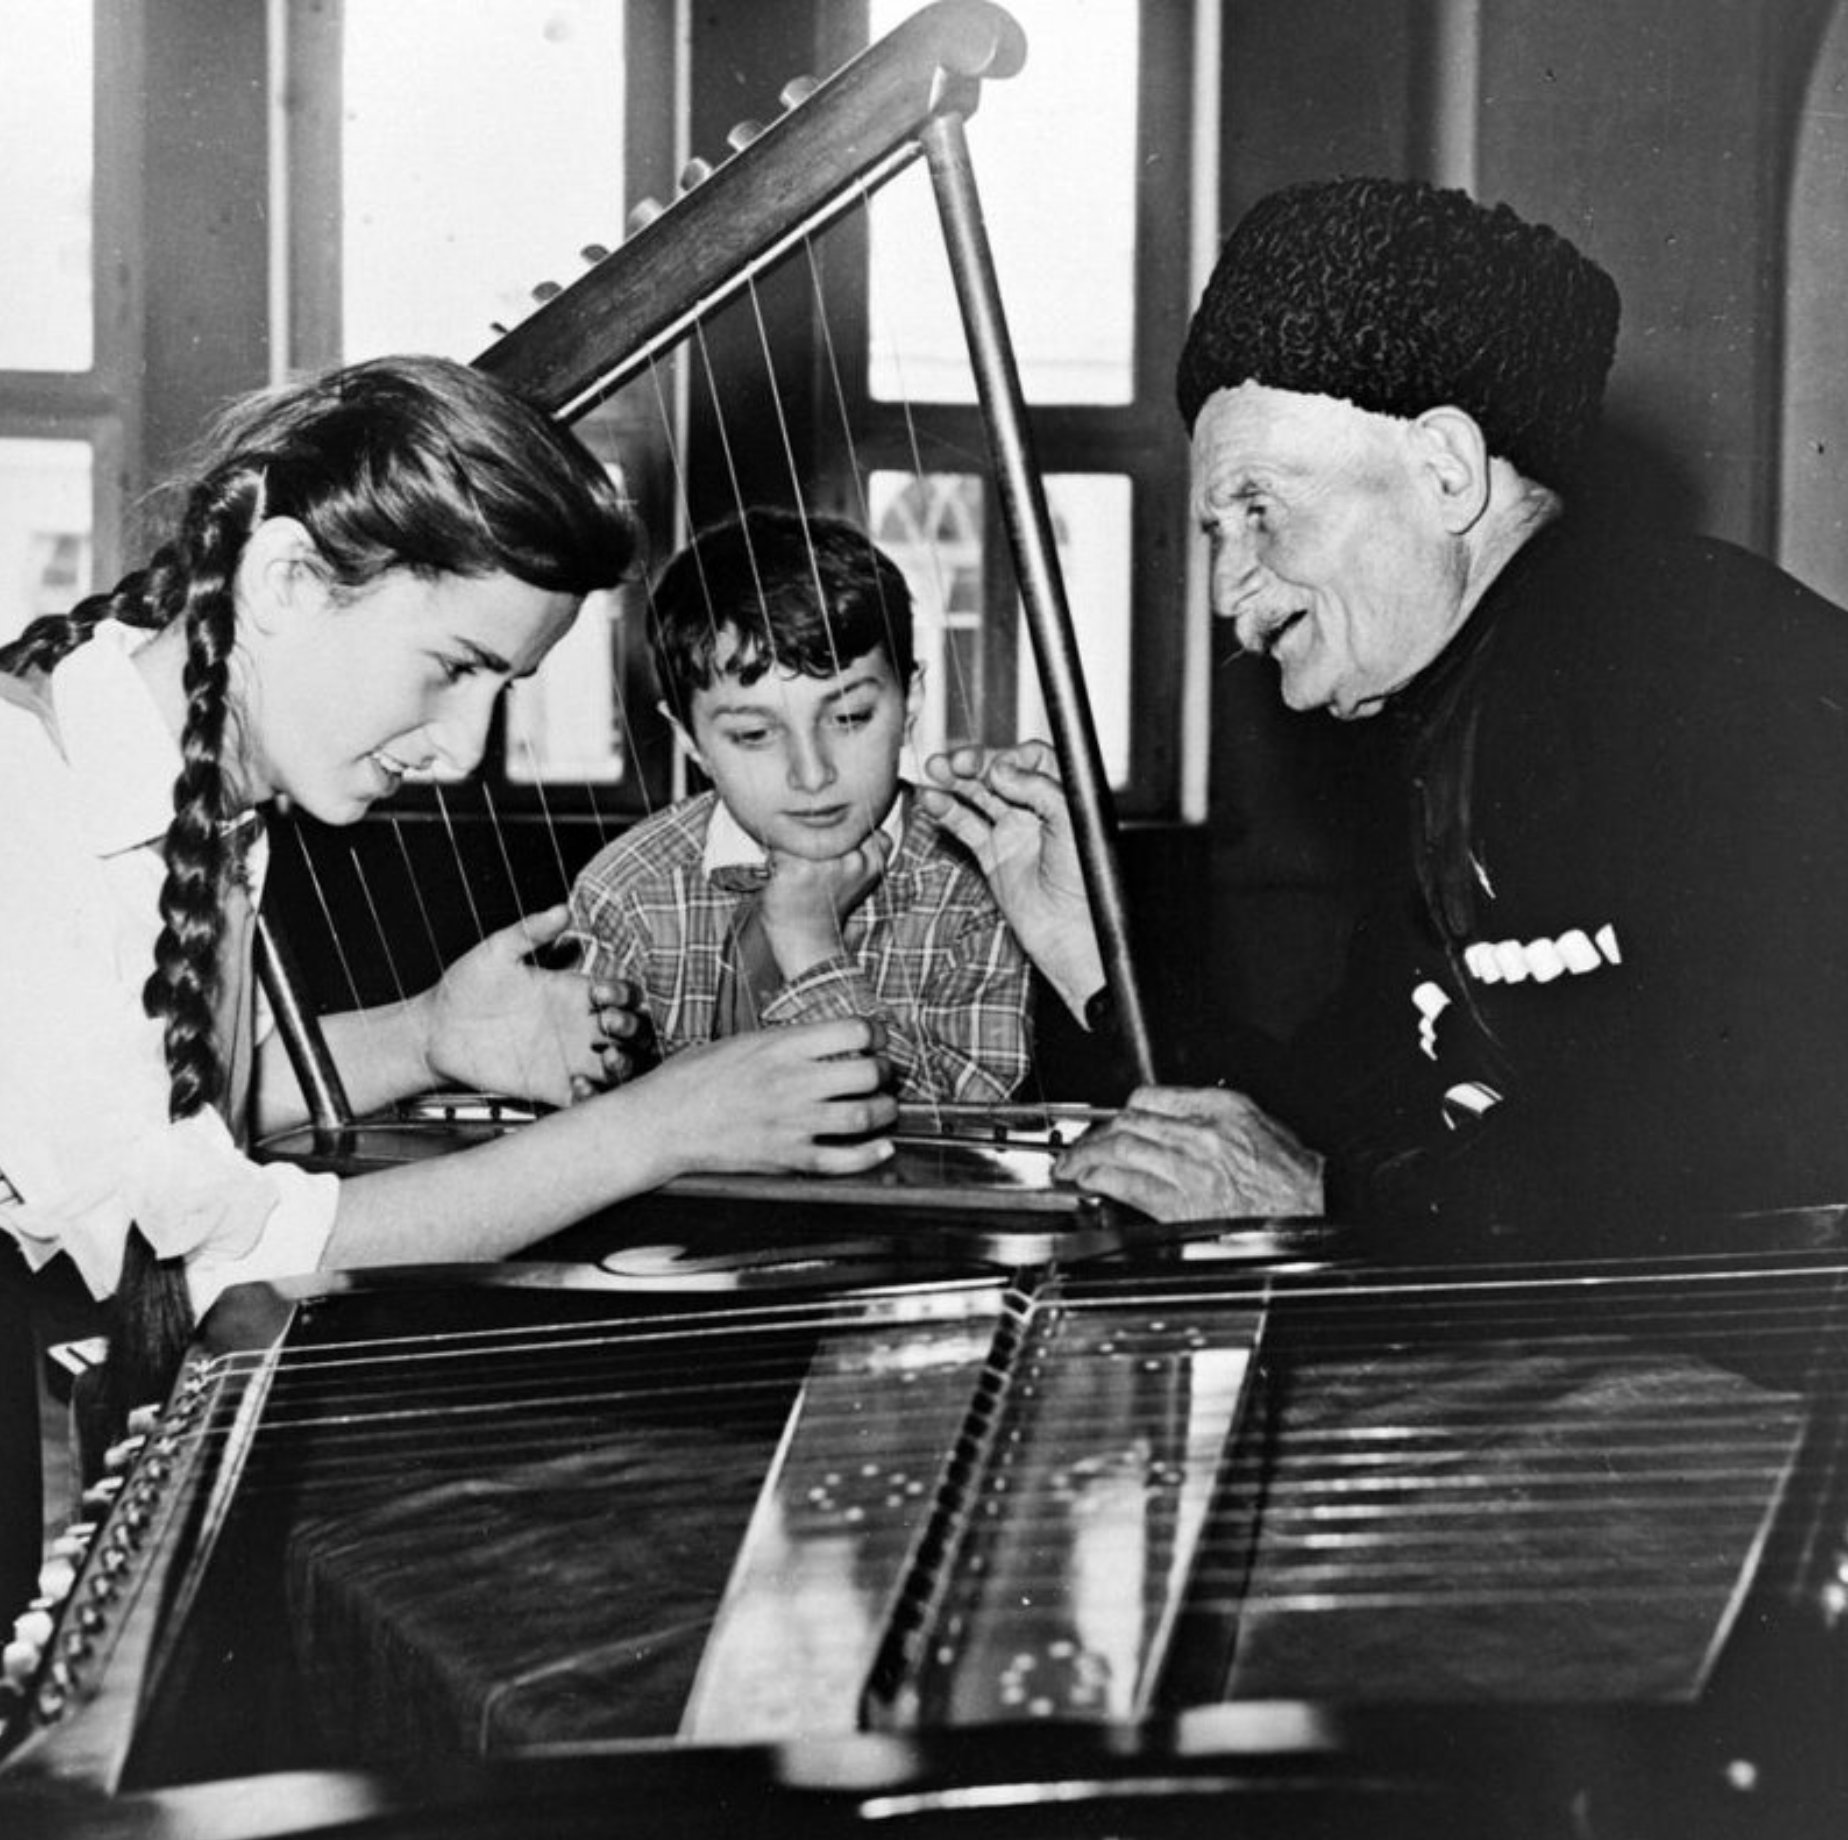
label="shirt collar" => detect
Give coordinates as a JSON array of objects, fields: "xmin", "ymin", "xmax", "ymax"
[
  {"xmin": 51, "ymin": 620, "xmax": 192, "ymax": 857},
  {"xmin": 702, "ymin": 786, "xmax": 910, "ymax": 886}
]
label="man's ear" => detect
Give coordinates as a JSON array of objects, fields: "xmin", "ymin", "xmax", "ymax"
[
  {"xmin": 657, "ymin": 699, "xmax": 708, "ymax": 775},
  {"xmin": 1412, "ymin": 407, "xmax": 1492, "ymax": 534},
  {"xmin": 903, "ymin": 665, "xmax": 925, "ymax": 732},
  {"xmin": 237, "ymin": 517, "xmax": 323, "ymax": 635}
]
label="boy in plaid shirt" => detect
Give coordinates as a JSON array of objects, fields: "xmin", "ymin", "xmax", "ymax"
[{"xmin": 566, "ymin": 507, "xmax": 1032, "ymax": 1103}]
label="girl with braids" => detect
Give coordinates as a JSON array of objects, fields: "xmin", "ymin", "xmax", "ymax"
[{"xmin": 0, "ymin": 355, "xmax": 897, "ymax": 1626}]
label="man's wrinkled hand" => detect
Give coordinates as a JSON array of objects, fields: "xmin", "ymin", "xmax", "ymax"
[
  {"xmin": 1054, "ymin": 1084, "xmax": 1326, "ymax": 1222},
  {"xmin": 918, "ymin": 741, "xmax": 1102, "ymax": 1017}
]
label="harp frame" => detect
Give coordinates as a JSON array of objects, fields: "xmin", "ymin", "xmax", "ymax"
[{"xmin": 259, "ymin": 0, "xmax": 1158, "ymax": 1154}]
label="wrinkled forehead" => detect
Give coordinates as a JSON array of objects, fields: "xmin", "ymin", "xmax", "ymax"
[{"xmin": 1191, "ymin": 383, "xmax": 1412, "ymax": 506}]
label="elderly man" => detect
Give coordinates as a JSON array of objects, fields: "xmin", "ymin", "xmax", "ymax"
[{"xmin": 926, "ymin": 176, "xmax": 1848, "ymax": 1241}]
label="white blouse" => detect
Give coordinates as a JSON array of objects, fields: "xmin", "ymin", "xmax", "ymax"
[{"xmin": 0, "ymin": 623, "xmax": 337, "ymax": 1317}]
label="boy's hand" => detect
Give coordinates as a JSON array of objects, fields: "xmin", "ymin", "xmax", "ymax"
[{"xmin": 759, "ymin": 831, "xmax": 894, "ymax": 976}]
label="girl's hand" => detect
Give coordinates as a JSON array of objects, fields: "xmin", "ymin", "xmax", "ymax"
[
  {"xmin": 613, "ymin": 1017, "xmax": 898, "ymax": 1179},
  {"xmin": 422, "ymin": 905, "xmax": 647, "ymax": 1106}
]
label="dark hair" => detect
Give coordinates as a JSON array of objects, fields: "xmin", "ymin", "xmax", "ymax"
[
  {"xmin": 647, "ymin": 506, "xmax": 914, "ymax": 722},
  {"xmin": 0, "ymin": 354, "xmax": 635, "ymax": 1412},
  {"xmin": 1175, "ymin": 177, "xmax": 1621, "ymax": 490}
]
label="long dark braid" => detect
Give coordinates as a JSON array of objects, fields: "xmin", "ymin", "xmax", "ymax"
[
  {"xmin": 4, "ymin": 356, "xmax": 635, "ymax": 1425},
  {"xmin": 121, "ymin": 479, "xmax": 266, "ymax": 1415},
  {"xmin": 0, "ymin": 549, "xmax": 215, "ymax": 1421}
]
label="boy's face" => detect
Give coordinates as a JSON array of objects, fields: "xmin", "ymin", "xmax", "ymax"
[{"xmin": 679, "ymin": 642, "xmax": 921, "ymax": 861}]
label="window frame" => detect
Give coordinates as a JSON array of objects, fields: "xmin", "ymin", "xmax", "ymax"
[
  {"xmin": 0, "ymin": 0, "xmax": 140, "ymax": 618},
  {"xmin": 800, "ymin": 0, "xmax": 1198, "ymax": 819}
]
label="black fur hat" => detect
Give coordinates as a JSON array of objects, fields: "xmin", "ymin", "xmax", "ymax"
[{"xmin": 1175, "ymin": 177, "xmax": 1621, "ymax": 489}]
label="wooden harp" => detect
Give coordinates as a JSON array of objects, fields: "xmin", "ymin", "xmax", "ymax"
[{"xmin": 256, "ymin": 0, "xmax": 1157, "ymax": 1226}]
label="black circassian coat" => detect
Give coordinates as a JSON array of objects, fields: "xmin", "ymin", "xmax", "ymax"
[{"xmin": 1279, "ymin": 515, "xmax": 1848, "ymax": 1247}]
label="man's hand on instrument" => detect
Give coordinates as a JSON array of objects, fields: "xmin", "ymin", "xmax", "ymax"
[
  {"xmin": 618, "ymin": 1017, "xmax": 898, "ymax": 1177},
  {"xmin": 420, "ymin": 905, "xmax": 650, "ymax": 1107},
  {"xmin": 1054, "ymin": 1084, "xmax": 1326, "ymax": 1222},
  {"xmin": 917, "ymin": 741, "xmax": 1103, "ymax": 1020}
]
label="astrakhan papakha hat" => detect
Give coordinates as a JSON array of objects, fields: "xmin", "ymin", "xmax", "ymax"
[{"xmin": 1175, "ymin": 177, "xmax": 1620, "ymax": 490}]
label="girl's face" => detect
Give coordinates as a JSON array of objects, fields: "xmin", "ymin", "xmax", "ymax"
[{"xmin": 238, "ymin": 539, "xmax": 578, "ymax": 822}]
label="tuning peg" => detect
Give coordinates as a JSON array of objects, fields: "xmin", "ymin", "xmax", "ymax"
[
  {"xmin": 80, "ymin": 1476, "xmax": 122, "ymax": 1518},
  {"xmin": 726, "ymin": 119, "xmax": 766, "ymax": 152},
  {"xmin": 36, "ymin": 1553, "xmax": 78, "ymax": 1606},
  {"xmin": 126, "ymin": 1404, "xmax": 161, "ymax": 1438},
  {"xmin": 4, "ymin": 1635, "xmax": 44, "ymax": 1691},
  {"xmin": 104, "ymin": 1434, "xmax": 145, "ymax": 1474},
  {"xmin": 780, "ymin": 76, "xmax": 819, "ymax": 108},
  {"xmin": 580, "ymin": 243, "xmax": 611, "ymax": 265},
  {"xmin": 678, "ymin": 156, "xmax": 713, "ymax": 191},
  {"xmin": 4, "ymin": 1606, "xmax": 56, "ymax": 1689},
  {"xmin": 531, "ymin": 279, "xmax": 564, "ymax": 304},
  {"xmin": 627, "ymin": 197, "xmax": 664, "ymax": 233}
]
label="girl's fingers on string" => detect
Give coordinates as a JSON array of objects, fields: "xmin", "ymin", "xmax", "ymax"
[
  {"xmin": 813, "ymin": 1091, "xmax": 898, "ymax": 1139},
  {"xmin": 804, "ymin": 1134, "xmax": 899, "ymax": 1176},
  {"xmin": 595, "ymin": 1041, "xmax": 637, "ymax": 1084},
  {"xmin": 589, "ymin": 979, "xmax": 644, "ymax": 1041}
]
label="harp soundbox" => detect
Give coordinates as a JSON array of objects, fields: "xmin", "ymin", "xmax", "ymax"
[{"xmin": 252, "ymin": 0, "xmax": 1155, "ymax": 1247}]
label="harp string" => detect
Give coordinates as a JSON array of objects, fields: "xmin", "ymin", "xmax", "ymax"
[
  {"xmin": 388, "ymin": 815, "xmax": 446, "ymax": 979},
  {"xmin": 290, "ymin": 821, "xmax": 367, "ymax": 1020},
  {"xmin": 803, "ymin": 217, "xmax": 1060, "ymax": 1123},
  {"xmin": 342, "ymin": 842, "xmax": 412, "ymax": 1014},
  {"xmin": 429, "ymin": 779, "xmax": 487, "ymax": 945},
  {"xmin": 175, "ymin": 1253, "xmax": 1848, "ymax": 1377}
]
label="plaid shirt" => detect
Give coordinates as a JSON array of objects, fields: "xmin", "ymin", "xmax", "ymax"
[{"xmin": 566, "ymin": 788, "xmax": 1032, "ymax": 1103}]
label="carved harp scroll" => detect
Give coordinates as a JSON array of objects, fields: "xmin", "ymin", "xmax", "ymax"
[{"xmin": 262, "ymin": 0, "xmax": 1158, "ymax": 1133}]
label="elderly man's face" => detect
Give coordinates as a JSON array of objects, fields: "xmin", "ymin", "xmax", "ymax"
[{"xmin": 1192, "ymin": 382, "xmax": 1470, "ymax": 719}]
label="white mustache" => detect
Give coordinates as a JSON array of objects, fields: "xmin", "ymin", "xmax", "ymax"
[{"xmin": 1231, "ymin": 606, "xmax": 1308, "ymax": 657}]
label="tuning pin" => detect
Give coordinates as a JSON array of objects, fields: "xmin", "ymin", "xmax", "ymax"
[
  {"xmin": 627, "ymin": 197, "xmax": 664, "ymax": 233},
  {"xmin": 6, "ymin": 1607, "xmax": 56, "ymax": 1688},
  {"xmin": 103, "ymin": 1434, "xmax": 145, "ymax": 1474},
  {"xmin": 678, "ymin": 156, "xmax": 713, "ymax": 191},
  {"xmin": 531, "ymin": 279, "xmax": 564, "ymax": 304},
  {"xmin": 726, "ymin": 119, "xmax": 766, "ymax": 152},
  {"xmin": 4, "ymin": 1634, "xmax": 43, "ymax": 1691},
  {"xmin": 580, "ymin": 243, "xmax": 611, "ymax": 265},
  {"xmin": 36, "ymin": 1553, "xmax": 77, "ymax": 1606},
  {"xmin": 80, "ymin": 1476, "xmax": 122, "ymax": 1517},
  {"xmin": 779, "ymin": 75, "xmax": 819, "ymax": 108}
]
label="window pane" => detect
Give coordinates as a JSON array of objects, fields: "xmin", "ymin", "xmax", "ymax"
[
  {"xmin": 1017, "ymin": 475, "xmax": 1132, "ymax": 788},
  {"xmin": 868, "ymin": 469, "xmax": 1130, "ymax": 788},
  {"xmin": 0, "ymin": 439, "xmax": 93, "ymax": 644},
  {"xmin": 0, "ymin": 4, "xmax": 93, "ymax": 370},
  {"xmin": 506, "ymin": 588, "xmax": 629, "ymax": 785},
  {"xmin": 867, "ymin": 0, "xmax": 1139, "ymax": 404},
  {"xmin": 868, "ymin": 470, "xmax": 986, "ymax": 761},
  {"xmin": 342, "ymin": 1, "xmax": 625, "ymax": 361}
]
